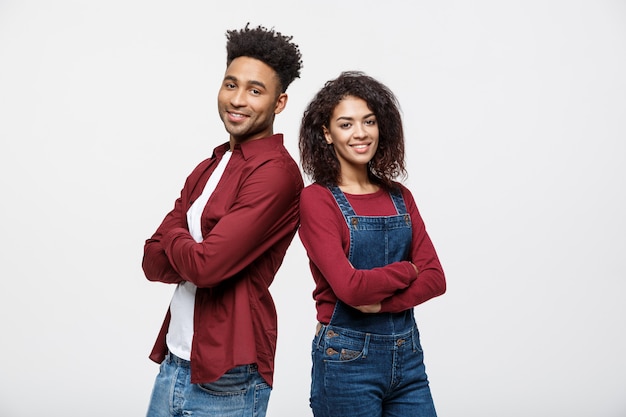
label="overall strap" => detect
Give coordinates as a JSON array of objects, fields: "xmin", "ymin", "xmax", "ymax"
[
  {"xmin": 329, "ymin": 185, "xmax": 406, "ymax": 220},
  {"xmin": 389, "ymin": 187, "xmax": 408, "ymax": 215},
  {"xmin": 328, "ymin": 185, "xmax": 356, "ymax": 228}
]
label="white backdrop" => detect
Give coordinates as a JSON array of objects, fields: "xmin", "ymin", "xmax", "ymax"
[{"xmin": 1, "ymin": 1, "xmax": 625, "ymax": 416}]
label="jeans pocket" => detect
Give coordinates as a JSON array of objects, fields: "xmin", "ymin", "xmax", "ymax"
[
  {"xmin": 339, "ymin": 348, "xmax": 361, "ymax": 361},
  {"xmin": 323, "ymin": 335, "xmax": 367, "ymax": 363},
  {"xmin": 197, "ymin": 366, "xmax": 253, "ymax": 396},
  {"xmin": 197, "ymin": 382, "xmax": 247, "ymax": 396}
]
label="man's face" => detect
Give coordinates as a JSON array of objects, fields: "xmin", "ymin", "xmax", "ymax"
[{"xmin": 217, "ymin": 56, "xmax": 287, "ymax": 144}]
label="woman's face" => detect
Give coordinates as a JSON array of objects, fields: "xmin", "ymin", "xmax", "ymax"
[{"xmin": 323, "ymin": 95, "xmax": 379, "ymax": 174}]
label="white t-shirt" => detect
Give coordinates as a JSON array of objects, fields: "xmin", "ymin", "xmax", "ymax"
[{"xmin": 166, "ymin": 150, "xmax": 232, "ymax": 360}]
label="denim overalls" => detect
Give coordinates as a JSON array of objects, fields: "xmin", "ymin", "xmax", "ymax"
[{"xmin": 310, "ymin": 186, "xmax": 436, "ymax": 417}]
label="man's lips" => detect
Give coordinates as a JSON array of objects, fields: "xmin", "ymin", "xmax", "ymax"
[{"xmin": 226, "ymin": 111, "xmax": 249, "ymax": 122}]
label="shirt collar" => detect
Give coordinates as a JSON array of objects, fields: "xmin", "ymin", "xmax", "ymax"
[{"xmin": 213, "ymin": 134, "xmax": 284, "ymax": 160}]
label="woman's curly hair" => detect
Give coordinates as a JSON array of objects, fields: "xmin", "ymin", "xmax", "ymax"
[
  {"xmin": 299, "ymin": 71, "xmax": 407, "ymax": 189},
  {"xmin": 226, "ymin": 23, "xmax": 303, "ymax": 93}
]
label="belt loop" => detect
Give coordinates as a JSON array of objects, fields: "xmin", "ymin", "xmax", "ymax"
[
  {"xmin": 362, "ymin": 333, "xmax": 371, "ymax": 358},
  {"xmin": 412, "ymin": 325, "xmax": 418, "ymax": 352},
  {"xmin": 315, "ymin": 323, "xmax": 327, "ymax": 349}
]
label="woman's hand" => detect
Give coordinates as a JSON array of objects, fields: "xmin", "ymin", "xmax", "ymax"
[{"xmin": 353, "ymin": 303, "xmax": 382, "ymax": 313}]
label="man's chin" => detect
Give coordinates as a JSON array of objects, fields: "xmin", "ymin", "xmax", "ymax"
[{"xmin": 224, "ymin": 124, "xmax": 248, "ymax": 138}]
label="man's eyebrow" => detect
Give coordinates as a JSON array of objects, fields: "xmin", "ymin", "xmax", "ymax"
[
  {"xmin": 248, "ymin": 79, "xmax": 267, "ymax": 90},
  {"xmin": 223, "ymin": 75, "xmax": 266, "ymax": 90}
]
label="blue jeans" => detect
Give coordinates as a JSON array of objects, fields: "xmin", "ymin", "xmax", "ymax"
[
  {"xmin": 311, "ymin": 187, "xmax": 438, "ymax": 416},
  {"xmin": 146, "ymin": 352, "xmax": 271, "ymax": 417},
  {"xmin": 310, "ymin": 324, "xmax": 437, "ymax": 417}
]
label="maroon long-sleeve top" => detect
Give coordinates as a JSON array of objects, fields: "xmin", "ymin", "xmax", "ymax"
[{"xmin": 298, "ymin": 183, "xmax": 446, "ymax": 324}]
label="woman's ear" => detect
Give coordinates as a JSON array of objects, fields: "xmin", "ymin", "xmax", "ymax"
[{"xmin": 323, "ymin": 126, "xmax": 333, "ymax": 145}]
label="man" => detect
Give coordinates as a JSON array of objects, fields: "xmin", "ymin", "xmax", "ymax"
[{"xmin": 142, "ymin": 24, "xmax": 303, "ymax": 417}]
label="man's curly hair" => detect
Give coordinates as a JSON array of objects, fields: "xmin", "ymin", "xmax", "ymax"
[
  {"xmin": 299, "ymin": 71, "xmax": 407, "ymax": 190},
  {"xmin": 226, "ymin": 23, "xmax": 303, "ymax": 93}
]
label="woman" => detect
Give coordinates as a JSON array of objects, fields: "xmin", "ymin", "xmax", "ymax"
[{"xmin": 298, "ymin": 71, "xmax": 446, "ymax": 417}]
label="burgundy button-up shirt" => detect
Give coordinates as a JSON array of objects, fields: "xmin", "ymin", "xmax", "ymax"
[{"xmin": 142, "ymin": 134, "xmax": 303, "ymax": 386}]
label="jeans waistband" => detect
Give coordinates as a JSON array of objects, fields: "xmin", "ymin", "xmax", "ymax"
[
  {"xmin": 315, "ymin": 323, "xmax": 421, "ymax": 352},
  {"xmin": 165, "ymin": 351, "xmax": 260, "ymax": 375},
  {"xmin": 317, "ymin": 322, "xmax": 417, "ymax": 340},
  {"xmin": 166, "ymin": 351, "xmax": 191, "ymax": 367}
]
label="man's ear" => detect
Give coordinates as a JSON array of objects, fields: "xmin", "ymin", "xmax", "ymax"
[{"xmin": 274, "ymin": 93, "xmax": 288, "ymax": 115}]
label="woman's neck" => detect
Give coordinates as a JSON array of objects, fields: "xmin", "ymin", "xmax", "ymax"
[{"xmin": 337, "ymin": 171, "xmax": 379, "ymax": 195}]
